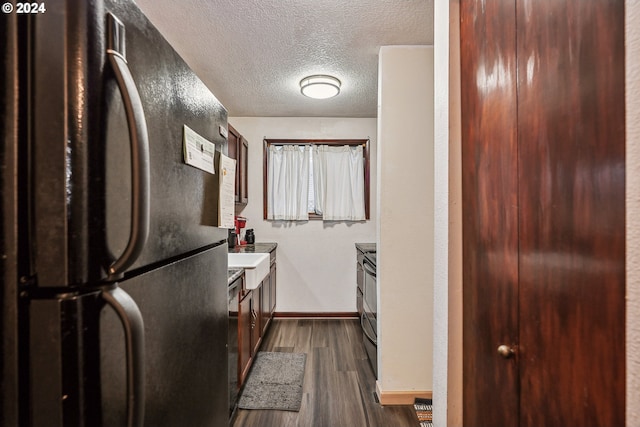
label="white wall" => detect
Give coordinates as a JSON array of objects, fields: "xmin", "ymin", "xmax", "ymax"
[
  {"xmin": 377, "ymin": 46, "xmax": 434, "ymax": 397},
  {"xmin": 228, "ymin": 117, "xmax": 377, "ymax": 313},
  {"xmin": 626, "ymin": 1, "xmax": 640, "ymax": 424},
  {"xmin": 433, "ymin": 1, "xmax": 462, "ymax": 425},
  {"xmin": 432, "ymin": 3, "xmax": 449, "ymax": 425}
]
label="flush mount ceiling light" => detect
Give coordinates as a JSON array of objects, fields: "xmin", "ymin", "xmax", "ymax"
[{"xmin": 300, "ymin": 75, "xmax": 341, "ymax": 99}]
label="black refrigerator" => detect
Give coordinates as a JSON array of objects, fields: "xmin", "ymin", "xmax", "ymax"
[{"xmin": 1, "ymin": 1, "xmax": 230, "ymax": 426}]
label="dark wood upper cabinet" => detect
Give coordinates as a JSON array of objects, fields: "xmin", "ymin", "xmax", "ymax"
[
  {"xmin": 227, "ymin": 123, "xmax": 248, "ymax": 206},
  {"xmin": 461, "ymin": 0, "xmax": 625, "ymax": 426},
  {"xmin": 239, "ymin": 136, "xmax": 248, "ymax": 205}
]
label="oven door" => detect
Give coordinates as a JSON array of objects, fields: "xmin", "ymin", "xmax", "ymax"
[
  {"xmin": 361, "ymin": 310, "xmax": 378, "ymax": 377},
  {"xmin": 356, "ymin": 256, "xmax": 364, "ymax": 317},
  {"xmin": 361, "ymin": 257, "xmax": 377, "ymax": 376},
  {"xmin": 363, "ymin": 257, "xmax": 377, "ymax": 319}
]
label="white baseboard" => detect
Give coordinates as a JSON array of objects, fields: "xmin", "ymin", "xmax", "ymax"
[{"xmin": 375, "ymin": 381, "xmax": 433, "ymax": 405}]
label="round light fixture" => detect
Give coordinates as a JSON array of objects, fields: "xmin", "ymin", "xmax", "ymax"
[{"xmin": 300, "ymin": 75, "xmax": 341, "ymax": 99}]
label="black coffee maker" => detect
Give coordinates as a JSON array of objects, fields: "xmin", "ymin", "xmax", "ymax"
[
  {"xmin": 228, "ymin": 229, "xmax": 236, "ymax": 248},
  {"xmin": 245, "ymin": 229, "xmax": 255, "ymax": 244}
]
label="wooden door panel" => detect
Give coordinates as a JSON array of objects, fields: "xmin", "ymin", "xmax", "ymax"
[
  {"xmin": 239, "ymin": 294, "xmax": 252, "ymax": 385},
  {"xmin": 516, "ymin": 1, "xmax": 625, "ymax": 425},
  {"xmin": 460, "ymin": 1, "xmax": 520, "ymax": 425}
]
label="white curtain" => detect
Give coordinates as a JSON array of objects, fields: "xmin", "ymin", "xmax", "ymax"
[
  {"xmin": 267, "ymin": 145, "xmax": 310, "ymax": 220},
  {"xmin": 312, "ymin": 145, "xmax": 366, "ymax": 221}
]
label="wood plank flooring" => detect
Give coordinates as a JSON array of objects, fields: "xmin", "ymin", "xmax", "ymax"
[{"xmin": 231, "ymin": 319, "xmax": 419, "ymax": 427}]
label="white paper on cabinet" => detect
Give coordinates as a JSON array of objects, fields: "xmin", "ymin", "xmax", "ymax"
[{"xmin": 217, "ymin": 153, "xmax": 236, "ymax": 228}]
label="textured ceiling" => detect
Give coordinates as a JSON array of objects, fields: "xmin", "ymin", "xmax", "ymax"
[{"xmin": 134, "ymin": 0, "xmax": 433, "ymax": 118}]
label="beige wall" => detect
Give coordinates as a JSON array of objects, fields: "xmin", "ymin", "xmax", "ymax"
[
  {"xmin": 376, "ymin": 46, "xmax": 434, "ymax": 397},
  {"xmin": 626, "ymin": 1, "xmax": 640, "ymax": 424},
  {"xmin": 228, "ymin": 117, "xmax": 377, "ymax": 313}
]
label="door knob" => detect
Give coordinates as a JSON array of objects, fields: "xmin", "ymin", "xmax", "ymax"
[{"xmin": 497, "ymin": 344, "xmax": 515, "ymax": 359}]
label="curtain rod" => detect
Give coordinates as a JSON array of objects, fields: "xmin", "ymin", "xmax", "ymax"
[{"xmin": 263, "ymin": 138, "xmax": 369, "ymax": 147}]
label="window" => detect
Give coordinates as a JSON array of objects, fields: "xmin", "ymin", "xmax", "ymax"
[{"xmin": 263, "ymin": 139, "xmax": 370, "ymax": 221}]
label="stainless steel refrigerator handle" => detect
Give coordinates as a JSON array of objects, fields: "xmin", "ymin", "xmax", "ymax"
[
  {"xmin": 106, "ymin": 13, "xmax": 150, "ymax": 278},
  {"xmin": 102, "ymin": 286, "xmax": 145, "ymax": 427},
  {"xmin": 361, "ymin": 312, "xmax": 377, "ymax": 345}
]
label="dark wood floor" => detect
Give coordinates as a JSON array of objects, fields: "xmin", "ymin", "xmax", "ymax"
[{"xmin": 231, "ymin": 319, "xmax": 418, "ymax": 427}]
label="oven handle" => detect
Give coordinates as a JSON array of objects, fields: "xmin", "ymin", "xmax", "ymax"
[
  {"xmin": 228, "ymin": 278, "xmax": 241, "ymax": 293},
  {"xmin": 363, "ymin": 261, "xmax": 376, "ymax": 278},
  {"xmin": 361, "ymin": 312, "xmax": 377, "ymax": 345}
]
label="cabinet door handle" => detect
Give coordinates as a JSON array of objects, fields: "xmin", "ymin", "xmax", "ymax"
[{"xmin": 250, "ymin": 309, "xmax": 257, "ymax": 328}]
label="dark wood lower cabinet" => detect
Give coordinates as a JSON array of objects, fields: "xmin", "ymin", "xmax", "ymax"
[
  {"xmin": 269, "ymin": 261, "xmax": 276, "ymax": 315},
  {"xmin": 238, "ymin": 291, "xmax": 252, "ymax": 384},
  {"xmin": 260, "ymin": 276, "xmax": 270, "ymax": 337},
  {"xmin": 250, "ymin": 287, "xmax": 261, "ymax": 357},
  {"xmin": 260, "ymin": 256, "xmax": 278, "ymax": 335},
  {"xmin": 461, "ymin": 1, "xmax": 625, "ymax": 426},
  {"xmin": 235, "ymin": 250, "xmax": 277, "ymax": 391}
]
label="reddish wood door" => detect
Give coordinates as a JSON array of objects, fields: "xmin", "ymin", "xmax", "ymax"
[
  {"xmin": 461, "ymin": 1, "xmax": 625, "ymax": 426},
  {"xmin": 460, "ymin": 0, "xmax": 520, "ymax": 425}
]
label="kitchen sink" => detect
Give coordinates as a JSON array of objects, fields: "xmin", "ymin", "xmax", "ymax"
[{"xmin": 228, "ymin": 253, "xmax": 270, "ymax": 290}]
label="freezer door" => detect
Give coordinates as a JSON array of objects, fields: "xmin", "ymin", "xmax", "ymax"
[
  {"xmin": 28, "ymin": 292, "xmax": 104, "ymax": 427},
  {"xmin": 26, "ymin": 244, "xmax": 227, "ymax": 427},
  {"xmin": 28, "ymin": 0, "xmax": 229, "ymax": 288},
  {"xmin": 100, "ymin": 243, "xmax": 228, "ymax": 427},
  {"xmin": 1, "ymin": 10, "xmax": 21, "ymax": 426}
]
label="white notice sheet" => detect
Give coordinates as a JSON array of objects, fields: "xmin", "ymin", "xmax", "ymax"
[
  {"xmin": 218, "ymin": 153, "xmax": 236, "ymax": 228},
  {"xmin": 183, "ymin": 125, "xmax": 215, "ymax": 174}
]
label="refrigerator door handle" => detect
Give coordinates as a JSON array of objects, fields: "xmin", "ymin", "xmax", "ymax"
[
  {"xmin": 102, "ymin": 286, "xmax": 146, "ymax": 427},
  {"xmin": 106, "ymin": 13, "xmax": 150, "ymax": 279}
]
